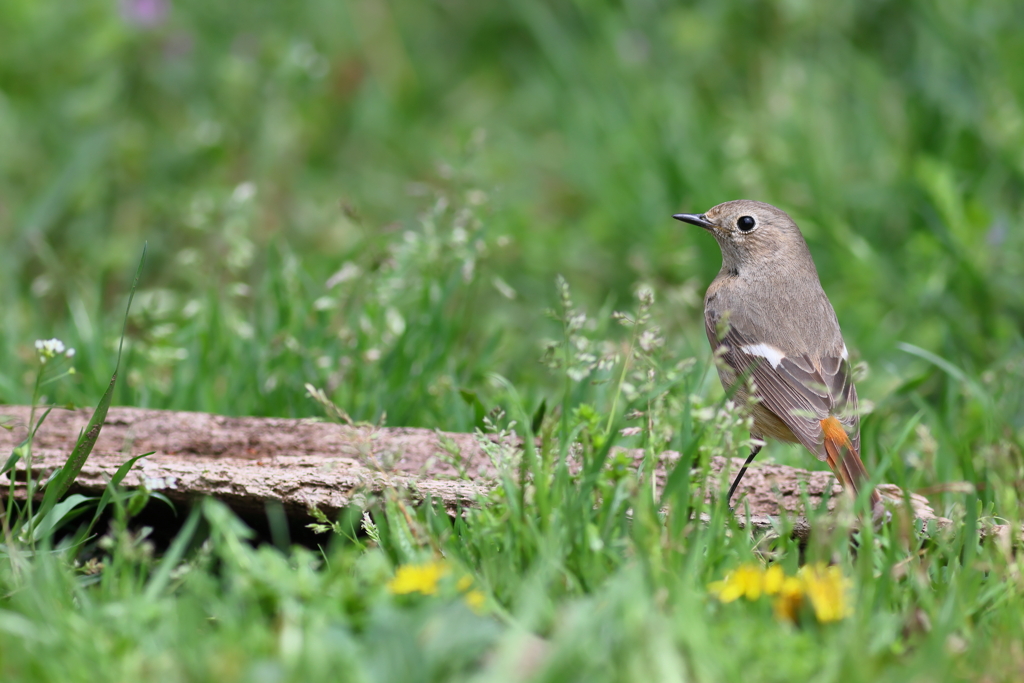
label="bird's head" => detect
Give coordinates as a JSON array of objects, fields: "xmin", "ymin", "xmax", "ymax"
[{"xmin": 673, "ymin": 200, "xmax": 809, "ymax": 273}]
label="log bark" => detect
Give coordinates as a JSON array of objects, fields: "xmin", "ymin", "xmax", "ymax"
[{"xmin": 0, "ymin": 405, "xmax": 958, "ymax": 539}]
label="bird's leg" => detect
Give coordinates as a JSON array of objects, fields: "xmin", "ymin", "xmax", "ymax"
[{"xmin": 726, "ymin": 444, "xmax": 762, "ymax": 507}]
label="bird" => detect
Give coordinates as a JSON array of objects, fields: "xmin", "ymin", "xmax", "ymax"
[{"xmin": 673, "ymin": 200, "xmax": 883, "ymax": 516}]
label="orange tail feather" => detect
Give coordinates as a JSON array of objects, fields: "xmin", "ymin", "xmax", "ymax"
[{"xmin": 820, "ymin": 417, "xmax": 882, "ymax": 508}]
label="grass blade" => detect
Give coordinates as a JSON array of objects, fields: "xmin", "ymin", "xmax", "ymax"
[
  {"xmin": 85, "ymin": 452, "xmax": 154, "ymax": 533},
  {"xmin": 30, "ymin": 245, "xmax": 146, "ymax": 533},
  {"xmin": 143, "ymin": 504, "xmax": 201, "ymax": 601}
]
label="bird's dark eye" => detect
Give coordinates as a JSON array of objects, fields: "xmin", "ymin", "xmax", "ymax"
[{"xmin": 737, "ymin": 215, "xmax": 756, "ymax": 232}]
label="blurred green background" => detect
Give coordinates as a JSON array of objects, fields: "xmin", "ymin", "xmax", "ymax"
[{"xmin": 1, "ymin": 0, "xmax": 1022, "ymax": 483}]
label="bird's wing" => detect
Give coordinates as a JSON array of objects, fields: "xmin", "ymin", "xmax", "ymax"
[{"xmin": 707, "ymin": 319, "xmax": 858, "ymax": 462}]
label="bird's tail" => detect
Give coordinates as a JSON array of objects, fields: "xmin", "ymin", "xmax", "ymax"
[{"xmin": 820, "ymin": 416, "xmax": 882, "ymax": 510}]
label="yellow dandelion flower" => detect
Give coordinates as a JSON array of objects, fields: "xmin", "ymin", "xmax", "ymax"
[
  {"xmin": 457, "ymin": 575, "xmax": 474, "ymax": 592},
  {"xmin": 387, "ymin": 560, "xmax": 449, "ymax": 596},
  {"xmin": 772, "ymin": 576, "xmax": 805, "ymax": 623},
  {"xmin": 762, "ymin": 564, "xmax": 785, "ymax": 595},
  {"xmin": 799, "ymin": 563, "xmax": 851, "ymax": 623},
  {"xmin": 711, "ymin": 561, "xmax": 852, "ymax": 625},
  {"xmin": 709, "ymin": 564, "xmax": 765, "ymax": 603},
  {"xmin": 464, "ymin": 590, "xmax": 486, "ymax": 612}
]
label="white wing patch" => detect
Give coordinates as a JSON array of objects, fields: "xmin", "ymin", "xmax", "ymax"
[
  {"xmin": 840, "ymin": 343, "xmax": 849, "ymax": 360},
  {"xmin": 740, "ymin": 343, "xmax": 786, "ymax": 369}
]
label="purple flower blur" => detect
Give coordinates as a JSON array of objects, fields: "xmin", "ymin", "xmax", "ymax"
[{"xmin": 120, "ymin": 0, "xmax": 168, "ymax": 28}]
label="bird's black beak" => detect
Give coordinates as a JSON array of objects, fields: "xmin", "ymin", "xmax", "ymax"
[{"xmin": 673, "ymin": 213, "xmax": 715, "ymax": 230}]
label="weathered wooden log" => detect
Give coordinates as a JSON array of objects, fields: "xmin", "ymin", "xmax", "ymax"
[{"xmin": 0, "ymin": 405, "xmax": 959, "ymax": 540}]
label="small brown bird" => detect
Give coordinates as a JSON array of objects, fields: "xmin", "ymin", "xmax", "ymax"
[{"xmin": 674, "ymin": 200, "xmax": 882, "ymax": 514}]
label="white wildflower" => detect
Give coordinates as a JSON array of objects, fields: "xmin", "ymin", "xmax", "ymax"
[{"xmin": 35, "ymin": 338, "xmax": 72, "ymax": 363}]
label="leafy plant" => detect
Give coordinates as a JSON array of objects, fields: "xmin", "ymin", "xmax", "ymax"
[{"xmin": 1, "ymin": 247, "xmax": 146, "ymax": 551}]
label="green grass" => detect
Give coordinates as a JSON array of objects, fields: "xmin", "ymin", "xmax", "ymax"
[{"xmin": 2, "ymin": 0, "xmax": 1024, "ymax": 680}]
